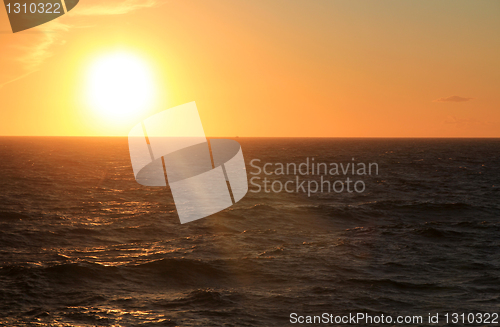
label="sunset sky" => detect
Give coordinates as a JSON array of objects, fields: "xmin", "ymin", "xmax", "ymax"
[{"xmin": 0, "ymin": 0, "xmax": 499, "ymax": 137}]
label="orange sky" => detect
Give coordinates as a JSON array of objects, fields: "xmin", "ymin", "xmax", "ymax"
[{"xmin": 0, "ymin": 0, "xmax": 499, "ymax": 137}]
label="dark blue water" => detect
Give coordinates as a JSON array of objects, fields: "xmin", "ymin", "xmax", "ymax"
[{"xmin": 0, "ymin": 137, "xmax": 499, "ymax": 326}]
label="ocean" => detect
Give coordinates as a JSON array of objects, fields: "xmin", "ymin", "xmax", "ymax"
[{"xmin": 0, "ymin": 137, "xmax": 499, "ymax": 326}]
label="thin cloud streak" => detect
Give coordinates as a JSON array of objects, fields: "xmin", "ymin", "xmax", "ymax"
[
  {"xmin": 434, "ymin": 95, "xmax": 474, "ymax": 103},
  {"xmin": 443, "ymin": 115, "xmax": 498, "ymax": 131},
  {"xmin": 0, "ymin": 0, "xmax": 162, "ymax": 88},
  {"xmin": 14, "ymin": 21, "xmax": 70, "ymax": 72},
  {"xmin": 0, "ymin": 70, "xmax": 38, "ymax": 89},
  {"xmin": 74, "ymin": 0, "xmax": 159, "ymax": 16}
]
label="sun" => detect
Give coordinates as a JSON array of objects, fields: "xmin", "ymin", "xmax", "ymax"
[{"xmin": 85, "ymin": 51, "xmax": 156, "ymax": 123}]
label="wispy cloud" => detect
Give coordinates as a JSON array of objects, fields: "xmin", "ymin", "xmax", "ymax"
[
  {"xmin": 0, "ymin": 70, "xmax": 38, "ymax": 89},
  {"xmin": 74, "ymin": 0, "xmax": 158, "ymax": 16},
  {"xmin": 434, "ymin": 95, "xmax": 474, "ymax": 103},
  {"xmin": 444, "ymin": 115, "xmax": 476, "ymax": 126},
  {"xmin": 440, "ymin": 115, "xmax": 499, "ymax": 137},
  {"xmin": 443, "ymin": 115, "xmax": 497, "ymax": 129},
  {"xmin": 0, "ymin": 0, "xmax": 162, "ymax": 88},
  {"xmin": 14, "ymin": 21, "xmax": 70, "ymax": 72}
]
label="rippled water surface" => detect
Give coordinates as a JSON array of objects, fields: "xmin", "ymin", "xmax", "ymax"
[{"xmin": 0, "ymin": 137, "xmax": 499, "ymax": 326}]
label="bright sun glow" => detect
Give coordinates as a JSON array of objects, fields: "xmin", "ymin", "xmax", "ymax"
[{"xmin": 85, "ymin": 52, "xmax": 156, "ymax": 122}]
